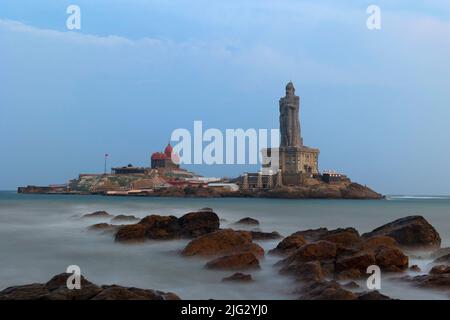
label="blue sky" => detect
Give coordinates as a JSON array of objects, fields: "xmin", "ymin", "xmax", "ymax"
[{"xmin": 0, "ymin": 0, "xmax": 449, "ymax": 194}]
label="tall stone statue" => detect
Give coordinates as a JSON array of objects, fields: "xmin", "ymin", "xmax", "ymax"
[{"xmin": 279, "ymin": 82, "xmax": 302, "ymax": 147}]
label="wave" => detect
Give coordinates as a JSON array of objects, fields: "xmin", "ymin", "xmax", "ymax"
[{"xmin": 386, "ymin": 195, "xmax": 450, "ymax": 200}]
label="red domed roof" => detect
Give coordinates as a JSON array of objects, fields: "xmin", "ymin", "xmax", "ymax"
[
  {"xmin": 151, "ymin": 152, "xmax": 166, "ymax": 160},
  {"xmin": 164, "ymin": 143, "xmax": 173, "ymax": 156}
]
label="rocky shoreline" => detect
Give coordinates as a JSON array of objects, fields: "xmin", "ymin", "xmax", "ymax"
[
  {"xmin": 18, "ymin": 181, "xmax": 383, "ymax": 200},
  {"xmin": 2, "ymin": 209, "xmax": 448, "ymax": 300}
]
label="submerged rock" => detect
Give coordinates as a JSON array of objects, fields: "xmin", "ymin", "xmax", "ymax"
[
  {"xmin": 138, "ymin": 215, "xmax": 183, "ymax": 239},
  {"xmin": 115, "ymin": 210, "xmax": 220, "ymax": 242},
  {"xmin": 279, "ymin": 260, "xmax": 325, "ymax": 283},
  {"xmin": 205, "ymin": 252, "xmax": 260, "ymax": 270},
  {"xmin": 277, "ymin": 241, "xmax": 337, "ymax": 266},
  {"xmin": 82, "ymin": 211, "xmax": 113, "ymax": 218},
  {"xmin": 110, "ymin": 215, "xmax": 140, "ymax": 223},
  {"xmin": 336, "ymin": 251, "xmax": 376, "ymax": 274},
  {"xmin": 357, "ymin": 291, "xmax": 392, "ymax": 300},
  {"xmin": 115, "ymin": 223, "xmax": 149, "ymax": 242},
  {"xmin": 234, "ymin": 217, "xmax": 259, "ymax": 225},
  {"xmin": 291, "ymin": 228, "xmax": 329, "ymax": 242},
  {"xmin": 296, "ymin": 280, "xmax": 392, "ymax": 300},
  {"xmin": 430, "ymin": 265, "xmax": 450, "ymax": 275},
  {"xmin": 362, "ymin": 216, "xmax": 441, "ymax": 249},
  {"xmin": 430, "ymin": 247, "xmax": 450, "ymax": 260},
  {"xmin": 275, "ymin": 225, "xmax": 410, "ymax": 282},
  {"xmin": 178, "ymin": 211, "xmax": 221, "ymax": 238},
  {"xmin": 181, "ymin": 229, "xmax": 264, "ymax": 258},
  {"xmin": 373, "ymin": 246, "xmax": 409, "ymax": 271},
  {"xmin": 433, "ymin": 254, "xmax": 450, "ymax": 265},
  {"xmin": 88, "ymin": 223, "xmax": 120, "ymax": 234},
  {"xmin": 343, "ymin": 281, "xmax": 360, "ymax": 289},
  {"xmin": 269, "ymin": 234, "xmax": 307, "ymax": 256},
  {"xmin": 0, "ymin": 273, "xmax": 179, "ymax": 300},
  {"xmin": 222, "ymin": 273, "xmax": 253, "ymax": 282},
  {"xmin": 319, "ymin": 228, "xmax": 361, "ymax": 247},
  {"xmin": 298, "ymin": 281, "xmax": 357, "ymax": 300},
  {"xmin": 400, "ymin": 274, "xmax": 450, "ymax": 289},
  {"xmin": 249, "ymin": 231, "xmax": 282, "ymax": 240},
  {"xmin": 92, "ymin": 285, "xmax": 180, "ymax": 300},
  {"xmin": 409, "ymin": 265, "xmax": 421, "ymax": 272}
]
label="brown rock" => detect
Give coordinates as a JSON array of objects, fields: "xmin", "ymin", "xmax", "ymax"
[
  {"xmin": 250, "ymin": 231, "xmax": 282, "ymax": 240},
  {"xmin": 92, "ymin": 285, "xmax": 180, "ymax": 300},
  {"xmin": 222, "ymin": 273, "xmax": 253, "ymax": 282},
  {"xmin": 205, "ymin": 252, "xmax": 260, "ymax": 270},
  {"xmin": 115, "ymin": 224, "xmax": 148, "ymax": 243},
  {"xmin": 374, "ymin": 246, "xmax": 408, "ymax": 271},
  {"xmin": 433, "ymin": 253, "xmax": 450, "ymax": 265},
  {"xmin": 279, "ymin": 241, "xmax": 337, "ymax": 266},
  {"xmin": 362, "ymin": 216, "xmax": 441, "ymax": 249},
  {"xmin": 138, "ymin": 215, "xmax": 181, "ymax": 239},
  {"xmin": 357, "ymin": 291, "xmax": 392, "ymax": 300},
  {"xmin": 0, "ymin": 273, "xmax": 180, "ymax": 300},
  {"xmin": 409, "ymin": 265, "xmax": 421, "ymax": 272},
  {"xmin": 110, "ymin": 215, "xmax": 139, "ymax": 223},
  {"xmin": 88, "ymin": 223, "xmax": 119, "ymax": 233},
  {"xmin": 0, "ymin": 284, "xmax": 49, "ymax": 300},
  {"xmin": 298, "ymin": 281, "xmax": 357, "ymax": 300},
  {"xmin": 340, "ymin": 183, "xmax": 382, "ymax": 200},
  {"xmin": 336, "ymin": 269, "xmax": 362, "ymax": 280},
  {"xmin": 336, "ymin": 252, "xmax": 376, "ymax": 273},
  {"xmin": 0, "ymin": 273, "xmax": 101, "ymax": 300},
  {"xmin": 42, "ymin": 273, "xmax": 102, "ymax": 300},
  {"xmin": 178, "ymin": 211, "xmax": 220, "ymax": 238},
  {"xmin": 320, "ymin": 228, "xmax": 360, "ymax": 247},
  {"xmin": 292, "ymin": 228, "xmax": 329, "ymax": 242},
  {"xmin": 114, "ymin": 210, "xmax": 220, "ymax": 242},
  {"xmin": 291, "ymin": 227, "xmax": 360, "ymax": 246},
  {"xmin": 279, "ymin": 261, "xmax": 324, "ymax": 282},
  {"xmin": 430, "ymin": 265, "xmax": 450, "ymax": 275},
  {"xmin": 82, "ymin": 211, "xmax": 113, "ymax": 218},
  {"xmin": 400, "ymin": 274, "xmax": 450, "ymax": 289},
  {"xmin": 343, "ymin": 281, "xmax": 360, "ymax": 289},
  {"xmin": 234, "ymin": 217, "xmax": 259, "ymax": 225},
  {"xmin": 269, "ymin": 235, "xmax": 307, "ymax": 256},
  {"xmin": 361, "ymin": 235, "xmax": 398, "ymax": 251},
  {"xmin": 181, "ymin": 229, "xmax": 263, "ymax": 257},
  {"xmin": 430, "ymin": 247, "xmax": 450, "ymax": 259}
]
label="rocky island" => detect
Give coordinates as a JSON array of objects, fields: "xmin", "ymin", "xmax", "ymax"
[{"xmin": 18, "ymin": 82, "xmax": 382, "ymax": 200}]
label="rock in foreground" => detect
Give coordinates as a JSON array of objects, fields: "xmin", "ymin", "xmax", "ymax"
[
  {"xmin": 206, "ymin": 252, "xmax": 260, "ymax": 270},
  {"xmin": 115, "ymin": 210, "xmax": 220, "ymax": 242},
  {"xmin": 0, "ymin": 273, "xmax": 179, "ymax": 300},
  {"xmin": 269, "ymin": 234, "xmax": 307, "ymax": 256},
  {"xmin": 181, "ymin": 229, "xmax": 264, "ymax": 258},
  {"xmin": 362, "ymin": 216, "xmax": 441, "ymax": 249},
  {"xmin": 297, "ymin": 280, "xmax": 393, "ymax": 300},
  {"xmin": 275, "ymin": 227, "xmax": 408, "ymax": 281}
]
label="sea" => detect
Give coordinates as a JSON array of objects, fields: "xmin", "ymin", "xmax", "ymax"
[{"xmin": 0, "ymin": 191, "xmax": 449, "ymax": 300}]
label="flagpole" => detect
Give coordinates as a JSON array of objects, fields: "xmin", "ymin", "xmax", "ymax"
[{"xmin": 104, "ymin": 153, "xmax": 108, "ymax": 175}]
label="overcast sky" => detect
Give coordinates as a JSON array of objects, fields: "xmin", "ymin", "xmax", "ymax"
[{"xmin": 1, "ymin": 0, "xmax": 449, "ymax": 195}]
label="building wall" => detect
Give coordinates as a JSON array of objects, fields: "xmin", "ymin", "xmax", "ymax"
[{"xmin": 279, "ymin": 147, "xmax": 319, "ymax": 175}]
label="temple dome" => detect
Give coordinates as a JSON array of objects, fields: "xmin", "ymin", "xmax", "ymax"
[{"xmin": 164, "ymin": 143, "xmax": 173, "ymax": 156}]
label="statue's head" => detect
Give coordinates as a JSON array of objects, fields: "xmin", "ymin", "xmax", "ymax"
[{"xmin": 286, "ymin": 81, "xmax": 295, "ymax": 96}]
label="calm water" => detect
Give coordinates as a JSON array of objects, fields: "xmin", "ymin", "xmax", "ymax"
[{"xmin": 0, "ymin": 191, "xmax": 449, "ymax": 300}]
